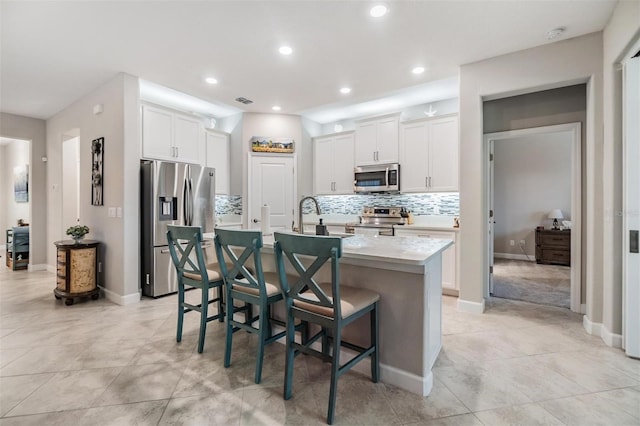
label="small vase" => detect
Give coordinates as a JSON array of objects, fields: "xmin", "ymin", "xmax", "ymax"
[{"xmin": 72, "ymin": 236, "xmax": 84, "ymax": 244}]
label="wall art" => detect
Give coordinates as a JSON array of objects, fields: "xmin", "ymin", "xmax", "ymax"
[
  {"xmin": 250, "ymin": 136, "xmax": 294, "ymax": 153},
  {"xmin": 91, "ymin": 137, "xmax": 104, "ymax": 206},
  {"xmin": 14, "ymin": 165, "xmax": 29, "ymax": 203}
]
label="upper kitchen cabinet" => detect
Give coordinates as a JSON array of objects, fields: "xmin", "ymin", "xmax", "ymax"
[
  {"xmin": 205, "ymin": 130, "xmax": 230, "ymax": 195},
  {"xmin": 354, "ymin": 114, "xmax": 399, "ymax": 166},
  {"xmin": 400, "ymin": 114, "xmax": 459, "ymax": 192},
  {"xmin": 141, "ymin": 103, "xmax": 203, "ymax": 164},
  {"xmin": 314, "ymin": 132, "xmax": 355, "ymax": 195}
]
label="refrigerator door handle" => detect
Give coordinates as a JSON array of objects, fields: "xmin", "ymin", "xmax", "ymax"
[{"xmin": 188, "ymin": 178, "xmax": 194, "ymax": 226}]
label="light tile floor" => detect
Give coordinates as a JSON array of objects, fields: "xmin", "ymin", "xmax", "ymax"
[{"xmin": 0, "ymin": 267, "xmax": 638, "ymax": 425}]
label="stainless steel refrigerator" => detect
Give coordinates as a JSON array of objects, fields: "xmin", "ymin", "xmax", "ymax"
[{"xmin": 140, "ymin": 160, "xmax": 216, "ymax": 297}]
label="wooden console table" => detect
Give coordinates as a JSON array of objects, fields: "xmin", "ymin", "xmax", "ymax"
[
  {"xmin": 535, "ymin": 229, "xmax": 571, "ymax": 266},
  {"xmin": 54, "ymin": 240, "xmax": 100, "ymax": 305}
]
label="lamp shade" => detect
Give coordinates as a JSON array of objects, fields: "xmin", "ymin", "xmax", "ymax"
[{"xmin": 548, "ymin": 209, "xmax": 564, "ymax": 220}]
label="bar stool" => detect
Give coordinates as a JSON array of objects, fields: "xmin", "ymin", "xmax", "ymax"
[{"xmin": 273, "ymin": 232, "xmax": 380, "ymax": 425}]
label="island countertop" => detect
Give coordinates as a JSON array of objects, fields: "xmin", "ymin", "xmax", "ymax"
[{"xmin": 205, "ymin": 232, "xmax": 453, "ymax": 267}]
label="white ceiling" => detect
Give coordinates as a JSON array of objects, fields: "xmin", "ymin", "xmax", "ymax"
[{"xmin": 0, "ymin": 1, "xmax": 616, "ymax": 122}]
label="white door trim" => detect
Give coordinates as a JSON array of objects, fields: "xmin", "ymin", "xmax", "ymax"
[
  {"xmin": 622, "ymin": 39, "xmax": 640, "ymax": 358},
  {"xmin": 483, "ymin": 122, "xmax": 582, "ymax": 313}
]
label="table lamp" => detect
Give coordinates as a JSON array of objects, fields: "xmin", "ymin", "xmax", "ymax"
[{"xmin": 548, "ymin": 209, "xmax": 564, "ymax": 230}]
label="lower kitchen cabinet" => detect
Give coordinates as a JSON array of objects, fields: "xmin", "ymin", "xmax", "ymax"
[{"xmin": 395, "ymin": 228, "xmax": 458, "ymax": 294}]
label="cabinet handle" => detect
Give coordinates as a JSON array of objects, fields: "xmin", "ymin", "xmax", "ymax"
[
  {"xmin": 429, "ymin": 176, "xmax": 432, "ymax": 187},
  {"xmin": 176, "ymin": 147, "xmax": 179, "ymax": 157},
  {"xmin": 425, "ymin": 177, "xmax": 428, "ymax": 187}
]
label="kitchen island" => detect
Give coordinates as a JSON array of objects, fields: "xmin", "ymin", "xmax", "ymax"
[{"xmin": 260, "ymin": 233, "xmax": 453, "ymax": 397}]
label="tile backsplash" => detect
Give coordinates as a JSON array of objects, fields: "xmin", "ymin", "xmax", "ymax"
[
  {"xmin": 311, "ymin": 193, "xmax": 459, "ymax": 216},
  {"xmin": 216, "ymin": 193, "xmax": 460, "ymax": 217}
]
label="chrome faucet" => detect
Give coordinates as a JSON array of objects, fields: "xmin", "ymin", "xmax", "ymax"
[{"xmin": 297, "ymin": 196, "xmax": 321, "ymax": 234}]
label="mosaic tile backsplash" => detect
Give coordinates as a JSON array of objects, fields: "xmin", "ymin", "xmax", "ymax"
[
  {"xmin": 310, "ymin": 193, "xmax": 460, "ymax": 216},
  {"xmin": 216, "ymin": 193, "xmax": 460, "ymax": 216},
  {"xmin": 216, "ymin": 195, "xmax": 243, "ymax": 215}
]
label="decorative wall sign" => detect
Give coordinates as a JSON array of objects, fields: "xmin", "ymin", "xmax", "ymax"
[
  {"xmin": 14, "ymin": 165, "xmax": 29, "ymax": 203},
  {"xmin": 250, "ymin": 136, "xmax": 294, "ymax": 153},
  {"xmin": 91, "ymin": 137, "xmax": 104, "ymax": 206}
]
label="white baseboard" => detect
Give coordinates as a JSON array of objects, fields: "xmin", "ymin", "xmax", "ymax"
[
  {"xmin": 101, "ymin": 286, "xmax": 141, "ymax": 305},
  {"xmin": 270, "ymin": 324, "xmax": 434, "ymax": 396},
  {"xmin": 583, "ymin": 315, "xmax": 623, "ymax": 348},
  {"xmin": 46, "ymin": 264, "xmax": 56, "ymax": 273},
  {"xmin": 457, "ymin": 298, "xmax": 485, "ymax": 314},
  {"xmin": 494, "ymin": 252, "xmax": 534, "ymax": 261},
  {"xmin": 27, "ymin": 264, "xmax": 49, "ymax": 272}
]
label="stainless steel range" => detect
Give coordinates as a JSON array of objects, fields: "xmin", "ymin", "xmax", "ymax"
[{"xmin": 345, "ymin": 206, "xmax": 407, "ymax": 236}]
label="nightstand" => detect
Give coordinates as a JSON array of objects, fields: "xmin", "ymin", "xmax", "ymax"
[{"xmin": 535, "ymin": 229, "xmax": 571, "ymax": 266}]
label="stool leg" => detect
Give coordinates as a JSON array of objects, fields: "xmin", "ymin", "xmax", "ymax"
[
  {"xmin": 217, "ymin": 285, "xmax": 225, "ymax": 322},
  {"xmin": 224, "ymin": 288, "xmax": 233, "ymax": 368},
  {"xmin": 283, "ymin": 310, "xmax": 295, "ymax": 400},
  {"xmin": 254, "ymin": 302, "xmax": 267, "ymax": 384},
  {"xmin": 371, "ymin": 303, "xmax": 379, "ymax": 382},
  {"xmin": 176, "ymin": 283, "xmax": 185, "ymax": 343},
  {"xmin": 327, "ymin": 328, "xmax": 341, "ymax": 425},
  {"xmin": 197, "ymin": 286, "xmax": 209, "ymax": 353}
]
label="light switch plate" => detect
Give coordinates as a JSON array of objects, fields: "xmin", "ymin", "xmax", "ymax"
[
  {"xmin": 108, "ymin": 207, "xmax": 116, "ymax": 218},
  {"xmin": 116, "ymin": 207, "xmax": 122, "ymax": 218}
]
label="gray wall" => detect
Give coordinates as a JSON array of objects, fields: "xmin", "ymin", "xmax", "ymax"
[
  {"xmin": 0, "ymin": 113, "xmax": 47, "ymax": 268},
  {"xmin": 493, "ymin": 132, "xmax": 572, "ymax": 256},
  {"xmin": 601, "ymin": 0, "xmax": 640, "ymax": 340},
  {"xmin": 46, "ymin": 73, "xmax": 141, "ymax": 304},
  {"xmin": 459, "ymin": 32, "xmax": 603, "ymax": 315}
]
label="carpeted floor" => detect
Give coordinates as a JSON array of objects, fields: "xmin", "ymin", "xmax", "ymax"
[{"xmin": 492, "ymin": 258, "xmax": 571, "ymax": 308}]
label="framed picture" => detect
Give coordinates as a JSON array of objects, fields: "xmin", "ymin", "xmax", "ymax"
[
  {"xmin": 91, "ymin": 137, "xmax": 104, "ymax": 206},
  {"xmin": 14, "ymin": 165, "xmax": 28, "ymax": 203},
  {"xmin": 250, "ymin": 136, "xmax": 294, "ymax": 153}
]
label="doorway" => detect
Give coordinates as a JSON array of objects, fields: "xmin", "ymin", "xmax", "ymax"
[
  {"xmin": 0, "ymin": 137, "xmax": 31, "ymax": 268},
  {"xmin": 485, "ymin": 123, "xmax": 582, "ymax": 312},
  {"xmin": 62, "ymin": 135, "xmax": 81, "ymax": 234},
  {"xmin": 247, "ymin": 153, "xmax": 296, "ymax": 232}
]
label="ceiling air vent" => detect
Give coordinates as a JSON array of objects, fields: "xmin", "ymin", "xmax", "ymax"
[{"xmin": 235, "ymin": 97, "xmax": 253, "ymax": 105}]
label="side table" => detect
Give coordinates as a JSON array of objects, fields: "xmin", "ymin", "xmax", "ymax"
[{"xmin": 54, "ymin": 240, "xmax": 100, "ymax": 305}]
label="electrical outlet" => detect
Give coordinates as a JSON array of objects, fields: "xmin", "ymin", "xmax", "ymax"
[
  {"xmin": 519, "ymin": 239, "xmax": 526, "ymax": 245},
  {"xmin": 510, "ymin": 240, "xmax": 515, "ymax": 246}
]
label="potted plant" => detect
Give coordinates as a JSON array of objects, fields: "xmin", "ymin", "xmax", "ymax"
[{"xmin": 66, "ymin": 225, "xmax": 89, "ymax": 244}]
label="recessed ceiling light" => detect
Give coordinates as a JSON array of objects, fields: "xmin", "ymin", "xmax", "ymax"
[
  {"xmin": 545, "ymin": 27, "xmax": 566, "ymax": 40},
  {"xmin": 204, "ymin": 77, "xmax": 218, "ymax": 85},
  {"xmin": 412, "ymin": 67, "xmax": 425, "ymax": 75},
  {"xmin": 340, "ymin": 87, "xmax": 352, "ymax": 94},
  {"xmin": 279, "ymin": 46, "xmax": 293, "ymax": 55},
  {"xmin": 370, "ymin": 4, "xmax": 387, "ymax": 18},
  {"xmin": 272, "ymin": 105, "xmax": 281, "ymax": 111}
]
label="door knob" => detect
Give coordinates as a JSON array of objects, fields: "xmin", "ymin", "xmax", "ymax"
[{"xmin": 253, "ymin": 218, "xmax": 260, "ymax": 223}]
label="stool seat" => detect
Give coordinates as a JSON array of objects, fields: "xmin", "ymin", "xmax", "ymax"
[{"xmin": 295, "ymin": 282, "xmax": 380, "ymax": 319}]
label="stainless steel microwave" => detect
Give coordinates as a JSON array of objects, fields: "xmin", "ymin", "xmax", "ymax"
[{"xmin": 353, "ymin": 163, "xmax": 400, "ymax": 193}]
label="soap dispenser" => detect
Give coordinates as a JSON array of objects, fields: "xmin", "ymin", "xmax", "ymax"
[{"xmin": 316, "ymin": 218, "xmax": 328, "ymax": 236}]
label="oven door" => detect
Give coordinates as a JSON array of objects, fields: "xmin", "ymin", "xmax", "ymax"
[{"xmin": 353, "ymin": 164, "xmax": 400, "ymax": 193}]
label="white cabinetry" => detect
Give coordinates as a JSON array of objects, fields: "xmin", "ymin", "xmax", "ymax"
[
  {"xmin": 400, "ymin": 115, "xmax": 459, "ymax": 192},
  {"xmin": 395, "ymin": 228, "xmax": 458, "ymax": 294},
  {"xmin": 355, "ymin": 115, "xmax": 399, "ymax": 166},
  {"xmin": 205, "ymin": 130, "xmax": 230, "ymax": 195},
  {"xmin": 141, "ymin": 103, "xmax": 203, "ymax": 164},
  {"xmin": 314, "ymin": 132, "xmax": 355, "ymax": 195}
]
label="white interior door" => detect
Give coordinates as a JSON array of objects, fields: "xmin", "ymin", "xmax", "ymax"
[
  {"xmin": 623, "ymin": 49, "xmax": 640, "ymax": 358},
  {"xmin": 248, "ymin": 154, "xmax": 295, "ymax": 232},
  {"xmin": 62, "ymin": 136, "xmax": 80, "ymax": 234}
]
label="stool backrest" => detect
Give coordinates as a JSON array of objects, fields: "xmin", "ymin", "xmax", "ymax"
[
  {"xmin": 214, "ymin": 228, "xmax": 265, "ymax": 294},
  {"xmin": 273, "ymin": 232, "xmax": 342, "ymax": 318},
  {"xmin": 166, "ymin": 225, "xmax": 208, "ymax": 282}
]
